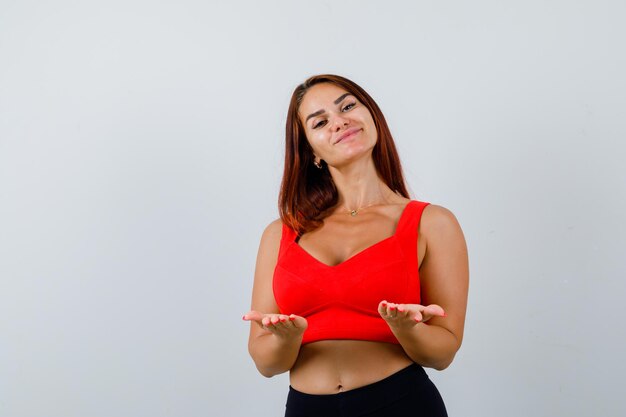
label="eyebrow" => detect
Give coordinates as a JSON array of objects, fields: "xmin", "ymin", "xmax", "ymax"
[{"xmin": 305, "ymin": 93, "xmax": 353, "ymax": 123}]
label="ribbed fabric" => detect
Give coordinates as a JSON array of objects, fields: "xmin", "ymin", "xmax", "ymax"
[{"xmin": 273, "ymin": 200, "xmax": 430, "ymax": 345}]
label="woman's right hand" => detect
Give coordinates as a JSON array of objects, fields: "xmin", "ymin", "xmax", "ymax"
[{"xmin": 243, "ymin": 310, "xmax": 308, "ymax": 339}]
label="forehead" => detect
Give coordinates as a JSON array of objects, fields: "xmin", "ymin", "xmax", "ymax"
[{"xmin": 299, "ymin": 83, "xmax": 352, "ymax": 115}]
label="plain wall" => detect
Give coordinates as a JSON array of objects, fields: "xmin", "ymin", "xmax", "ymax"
[{"xmin": 1, "ymin": 1, "xmax": 625, "ymax": 416}]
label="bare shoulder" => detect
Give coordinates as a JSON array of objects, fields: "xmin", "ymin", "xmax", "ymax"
[
  {"xmin": 422, "ymin": 204, "xmax": 461, "ymax": 227},
  {"xmin": 250, "ymin": 218, "xmax": 285, "ymax": 313},
  {"xmin": 257, "ymin": 218, "xmax": 284, "ymax": 260},
  {"xmin": 263, "ymin": 218, "xmax": 284, "ymax": 237},
  {"xmin": 420, "ymin": 204, "xmax": 465, "ymax": 244}
]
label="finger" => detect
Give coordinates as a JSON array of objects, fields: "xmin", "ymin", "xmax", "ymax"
[
  {"xmin": 289, "ymin": 314, "xmax": 307, "ymax": 329},
  {"xmin": 396, "ymin": 304, "xmax": 409, "ymax": 319},
  {"xmin": 388, "ymin": 303, "xmax": 398, "ymax": 318},
  {"xmin": 266, "ymin": 314, "xmax": 286, "ymax": 332},
  {"xmin": 242, "ymin": 310, "xmax": 263, "ymax": 322},
  {"xmin": 274, "ymin": 315, "xmax": 291, "ymax": 330},
  {"xmin": 244, "ymin": 311, "xmax": 274, "ymax": 330},
  {"xmin": 378, "ymin": 301, "xmax": 388, "ymax": 316},
  {"xmin": 284, "ymin": 314, "xmax": 307, "ymax": 330},
  {"xmin": 279, "ymin": 317, "xmax": 295, "ymax": 330},
  {"xmin": 413, "ymin": 309, "xmax": 423, "ymax": 323},
  {"xmin": 420, "ymin": 304, "xmax": 445, "ymax": 322},
  {"xmin": 379, "ymin": 300, "xmax": 393, "ymax": 318},
  {"xmin": 268, "ymin": 317, "xmax": 288, "ymax": 335},
  {"xmin": 424, "ymin": 304, "xmax": 446, "ymax": 318},
  {"xmin": 274, "ymin": 315, "xmax": 298, "ymax": 334}
]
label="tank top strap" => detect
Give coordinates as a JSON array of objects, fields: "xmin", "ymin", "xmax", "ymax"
[
  {"xmin": 278, "ymin": 222, "xmax": 298, "ymax": 259},
  {"xmin": 395, "ymin": 200, "xmax": 430, "ymax": 263}
]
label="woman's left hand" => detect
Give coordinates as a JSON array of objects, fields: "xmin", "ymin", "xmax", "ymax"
[{"xmin": 378, "ymin": 300, "xmax": 446, "ymax": 331}]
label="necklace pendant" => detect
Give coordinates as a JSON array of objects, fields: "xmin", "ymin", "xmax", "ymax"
[{"xmin": 350, "ymin": 210, "xmax": 358, "ymax": 216}]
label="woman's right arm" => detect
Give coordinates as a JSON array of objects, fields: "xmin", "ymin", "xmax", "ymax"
[{"xmin": 244, "ymin": 220, "xmax": 308, "ymax": 378}]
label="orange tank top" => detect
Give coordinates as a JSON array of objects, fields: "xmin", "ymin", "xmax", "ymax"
[{"xmin": 272, "ymin": 200, "xmax": 430, "ymax": 345}]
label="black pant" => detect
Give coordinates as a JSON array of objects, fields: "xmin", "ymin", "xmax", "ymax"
[{"xmin": 285, "ymin": 363, "xmax": 448, "ymax": 417}]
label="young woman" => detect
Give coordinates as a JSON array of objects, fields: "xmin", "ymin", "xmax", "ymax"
[{"xmin": 243, "ymin": 74, "xmax": 469, "ymax": 416}]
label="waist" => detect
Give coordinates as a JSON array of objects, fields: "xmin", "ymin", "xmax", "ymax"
[{"xmin": 289, "ymin": 339, "xmax": 414, "ymax": 394}]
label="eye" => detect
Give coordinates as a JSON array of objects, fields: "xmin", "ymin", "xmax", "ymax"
[
  {"xmin": 313, "ymin": 120, "xmax": 327, "ymax": 129},
  {"xmin": 341, "ymin": 102, "xmax": 356, "ymax": 112}
]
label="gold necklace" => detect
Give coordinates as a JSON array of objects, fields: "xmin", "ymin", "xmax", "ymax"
[
  {"xmin": 343, "ymin": 202, "xmax": 380, "ymax": 217},
  {"xmin": 339, "ymin": 190, "xmax": 396, "ymax": 217}
]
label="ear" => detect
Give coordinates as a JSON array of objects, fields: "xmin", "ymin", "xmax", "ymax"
[{"xmin": 312, "ymin": 155, "xmax": 324, "ymax": 169}]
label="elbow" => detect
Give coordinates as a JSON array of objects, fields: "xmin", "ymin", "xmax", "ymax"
[
  {"xmin": 249, "ymin": 349, "xmax": 286, "ymax": 378},
  {"xmin": 249, "ymin": 353, "xmax": 283, "ymax": 378},
  {"xmin": 431, "ymin": 356, "xmax": 454, "ymax": 371},
  {"xmin": 411, "ymin": 350, "xmax": 457, "ymax": 371},
  {"xmin": 433, "ymin": 331, "xmax": 463, "ymax": 370},
  {"xmin": 427, "ymin": 351, "xmax": 456, "ymax": 371},
  {"xmin": 249, "ymin": 349, "xmax": 288, "ymax": 378},
  {"xmin": 248, "ymin": 336, "xmax": 294, "ymax": 378},
  {"xmin": 257, "ymin": 366, "xmax": 277, "ymax": 378},
  {"xmin": 431, "ymin": 343, "xmax": 461, "ymax": 371},
  {"xmin": 425, "ymin": 338, "xmax": 462, "ymax": 371},
  {"xmin": 255, "ymin": 362, "xmax": 288, "ymax": 378}
]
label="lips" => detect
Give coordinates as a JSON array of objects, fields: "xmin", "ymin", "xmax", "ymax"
[{"xmin": 334, "ymin": 127, "xmax": 362, "ymax": 145}]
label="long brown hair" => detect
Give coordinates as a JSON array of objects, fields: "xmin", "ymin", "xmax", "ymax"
[{"xmin": 279, "ymin": 74, "xmax": 410, "ymax": 234}]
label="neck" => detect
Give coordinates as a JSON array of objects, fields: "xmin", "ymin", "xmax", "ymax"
[{"xmin": 327, "ymin": 157, "xmax": 395, "ymax": 210}]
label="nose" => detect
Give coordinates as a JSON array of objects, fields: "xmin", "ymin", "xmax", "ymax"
[{"xmin": 331, "ymin": 113, "xmax": 350, "ymax": 131}]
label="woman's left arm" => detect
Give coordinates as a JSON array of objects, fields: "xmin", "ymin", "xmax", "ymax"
[{"xmin": 379, "ymin": 204, "xmax": 469, "ymax": 370}]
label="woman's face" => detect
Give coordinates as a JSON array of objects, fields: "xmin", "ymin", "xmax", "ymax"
[{"xmin": 298, "ymin": 83, "xmax": 377, "ymax": 169}]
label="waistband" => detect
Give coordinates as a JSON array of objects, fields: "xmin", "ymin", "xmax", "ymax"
[{"xmin": 286, "ymin": 363, "xmax": 430, "ymax": 415}]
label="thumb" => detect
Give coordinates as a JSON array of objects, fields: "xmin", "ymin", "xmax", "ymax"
[
  {"xmin": 423, "ymin": 304, "xmax": 446, "ymax": 319},
  {"xmin": 242, "ymin": 310, "xmax": 264, "ymax": 322}
]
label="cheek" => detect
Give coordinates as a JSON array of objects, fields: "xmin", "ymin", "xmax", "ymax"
[
  {"xmin": 354, "ymin": 110, "xmax": 375, "ymax": 127},
  {"xmin": 364, "ymin": 113, "xmax": 376, "ymax": 128},
  {"xmin": 365, "ymin": 118, "xmax": 378, "ymax": 139},
  {"xmin": 304, "ymin": 135, "xmax": 323, "ymax": 156},
  {"xmin": 307, "ymin": 131, "xmax": 328, "ymax": 147}
]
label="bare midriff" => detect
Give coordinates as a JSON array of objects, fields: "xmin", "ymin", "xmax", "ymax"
[{"xmin": 289, "ymin": 340, "xmax": 414, "ymax": 394}]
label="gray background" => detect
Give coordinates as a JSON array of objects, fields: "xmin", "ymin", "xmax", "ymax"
[{"xmin": 1, "ymin": 1, "xmax": 625, "ymax": 416}]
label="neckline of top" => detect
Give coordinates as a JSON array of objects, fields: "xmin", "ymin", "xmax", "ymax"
[{"xmin": 291, "ymin": 200, "xmax": 416, "ymax": 268}]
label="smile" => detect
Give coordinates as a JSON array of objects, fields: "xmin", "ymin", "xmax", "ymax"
[{"xmin": 334, "ymin": 128, "xmax": 362, "ymax": 145}]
